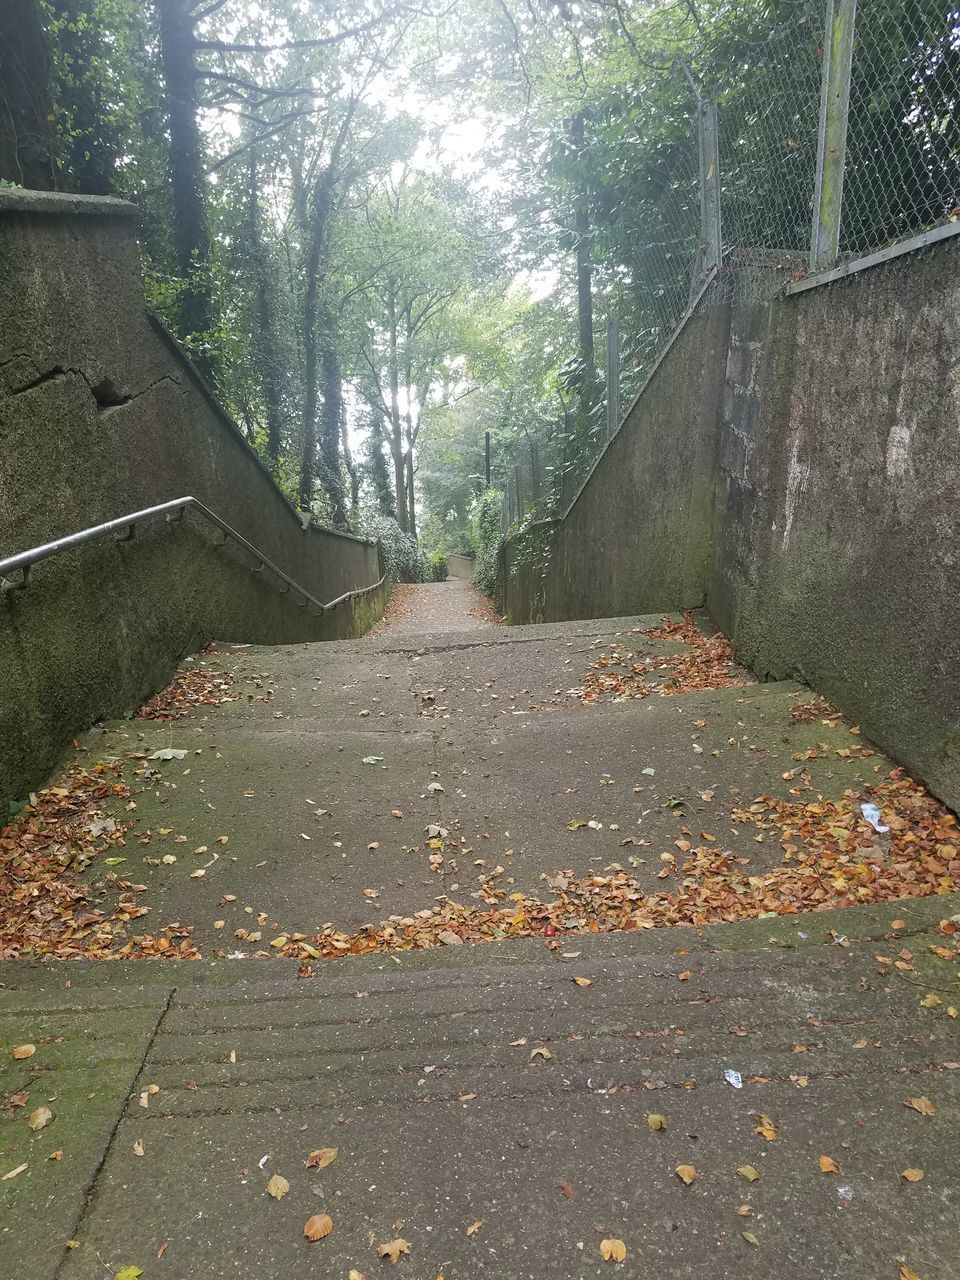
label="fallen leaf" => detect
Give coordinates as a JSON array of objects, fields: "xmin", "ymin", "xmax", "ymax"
[
  {"xmin": 920, "ymin": 993, "xmax": 941, "ymax": 1009},
  {"xmin": 572, "ymin": 976, "xmax": 592, "ymax": 987},
  {"xmin": 901, "ymin": 1168, "xmax": 924, "ymax": 1182},
  {"xmin": 132, "ymin": 1138, "xmax": 145, "ymax": 1157},
  {"xmin": 305, "ymin": 1147, "xmax": 338, "ymax": 1170},
  {"xmin": 47, "ymin": 1150, "xmax": 63, "ymax": 1161},
  {"xmin": 266, "ymin": 1173, "xmax": 290, "ymax": 1200},
  {"xmin": 466, "ymin": 1220, "xmax": 484, "ymax": 1237},
  {"xmin": 675, "ymin": 1164, "xmax": 697, "ymax": 1185},
  {"xmin": 755, "ymin": 1113, "xmax": 777, "ymax": 1141},
  {"xmin": 677, "ymin": 970, "xmax": 692, "ymax": 981},
  {"xmin": 818, "ymin": 1155, "xmax": 840, "ymax": 1174},
  {"xmin": 737, "ymin": 1165, "xmax": 760, "ymax": 1182},
  {"xmin": 904, "ymin": 1097, "xmax": 936, "ymax": 1116},
  {"xmin": 12, "ymin": 1044, "xmax": 35, "ymax": 1060},
  {"xmin": 529, "ymin": 1047, "xmax": 552, "ymax": 1061},
  {"xmin": 349, "ymin": 1272, "xmax": 367, "ymax": 1280},
  {"xmin": 115, "ymin": 1268, "xmax": 143, "ymax": 1280},
  {"xmin": 897, "ymin": 1265, "xmax": 922, "ymax": 1280},
  {"xmin": 27, "ymin": 1105, "xmax": 54, "ymax": 1131},
  {"xmin": 377, "ymin": 1238, "xmax": 411, "ymax": 1263},
  {"xmin": 600, "ymin": 1238, "xmax": 627, "ymax": 1262},
  {"xmin": 557, "ymin": 1180, "xmax": 574, "ymax": 1199},
  {"xmin": 2, "ymin": 1163, "xmax": 27, "ymax": 1180},
  {"xmin": 736, "ymin": 1204, "xmax": 752, "ymax": 1217},
  {"xmin": 741, "ymin": 1231, "xmax": 759, "ymax": 1246},
  {"xmin": 647, "ymin": 1113, "xmax": 667, "ymax": 1131},
  {"xmin": 304, "ymin": 1214, "xmax": 333, "ymax": 1241}
]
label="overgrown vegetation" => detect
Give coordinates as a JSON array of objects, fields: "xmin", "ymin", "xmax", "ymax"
[{"xmin": 5, "ymin": 1, "xmax": 945, "ymax": 587}]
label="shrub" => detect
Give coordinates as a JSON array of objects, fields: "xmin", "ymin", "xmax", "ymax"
[
  {"xmin": 470, "ymin": 488, "xmax": 503, "ymax": 598},
  {"xmin": 366, "ymin": 515, "xmax": 427, "ymax": 583},
  {"xmin": 427, "ymin": 549, "xmax": 449, "ymax": 581}
]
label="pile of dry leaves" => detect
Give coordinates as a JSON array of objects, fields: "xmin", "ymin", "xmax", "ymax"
[
  {"xmin": 576, "ymin": 612, "xmax": 754, "ymax": 704},
  {"xmin": 137, "ymin": 647, "xmax": 237, "ymax": 720},
  {"xmin": 0, "ymin": 762, "xmax": 199, "ymax": 960}
]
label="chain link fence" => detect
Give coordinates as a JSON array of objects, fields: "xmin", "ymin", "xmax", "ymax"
[{"xmin": 502, "ymin": 0, "xmax": 960, "ymax": 533}]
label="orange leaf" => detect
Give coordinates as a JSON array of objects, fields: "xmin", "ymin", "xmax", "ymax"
[
  {"xmin": 599, "ymin": 1238, "xmax": 627, "ymax": 1262},
  {"xmin": 304, "ymin": 1213, "xmax": 333, "ymax": 1241},
  {"xmin": 818, "ymin": 1155, "xmax": 840, "ymax": 1174},
  {"xmin": 377, "ymin": 1238, "xmax": 411, "ymax": 1263},
  {"xmin": 675, "ymin": 1164, "xmax": 697, "ymax": 1185},
  {"xmin": 305, "ymin": 1147, "xmax": 338, "ymax": 1169}
]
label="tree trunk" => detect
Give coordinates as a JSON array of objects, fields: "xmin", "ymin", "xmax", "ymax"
[
  {"xmin": 386, "ymin": 291, "xmax": 407, "ymax": 531},
  {"xmin": 297, "ymin": 102, "xmax": 355, "ymax": 513},
  {"xmin": 571, "ymin": 111, "xmax": 597, "ymax": 421},
  {"xmin": 318, "ymin": 312, "xmax": 349, "ymax": 528},
  {"xmin": 248, "ymin": 148, "xmax": 285, "ymax": 463},
  {"xmin": 0, "ymin": 0, "xmax": 55, "ymax": 188},
  {"xmin": 157, "ymin": 0, "xmax": 216, "ymax": 379}
]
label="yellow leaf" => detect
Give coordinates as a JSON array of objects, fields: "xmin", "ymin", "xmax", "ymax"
[
  {"xmin": 270, "ymin": 936, "xmax": 288, "ymax": 948},
  {"xmin": 48, "ymin": 1150, "xmax": 63, "ymax": 1161},
  {"xmin": 12, "ymin": 1044, "xmax": 35, "ymax": 1060},
  {"xmin": 818, "ymin": 1155, "xmax": 840, "ymax": 1174},
  {"xmin": 28, "ymin": 1106, "xmax": 54, "ymax": 1131},
  {"xmin": 754, "ymin": 1113, "xmax": 777, "ymax": 1141},
  {"xmin": 115, "ymin": 1269, "xmax": 143, "ymax": 1280},
  {"xmin": 377, "ymin": 1238, "xmax": 411, "ymax": 1263},
  {"xmin": 904, "ymin": 1096, "xmax": 936, "ymax": 1116},
  {"xmin": 901, "ymin": 1168, "xmax": 924, "ymax": 1182},
  {"xmin": 305, "ymin": 1147, "xmax": 338, "ymax": 1169},
  {"xmin": 572, "ymin": 976, "xmax": 592, "ymax": 987},
  {"xmin": 646, "ymin": 1113, "xmax": 666, "ymax": 1130},
  {"xmin": 304, "ymin": 1213, "xmax": 333, "ymax": 1241},
  {"xmin": 132, "ymin": 1138, "xmax": 144, "ymax": 1157},
  {"xmin": 736, "ymin": 1165, "xmax": 760, "ymax": 1182},
  {"xmin": 466, "ymin": 1220, "xmax": 484, "ymax": 1237},
  {"xmin": 599, "ymin": 1238, "xmax": 627, "ymax": 1262},
  {"xmin": 266, "ymin": 1173, "xmax": 290, "ymax": 1200},
  {"xmin": 529, "ymin": 1047, "xmax": 552, "ymax": 1061},
  {"xmin": 349, "ymin": 1272, "xmax": 367, "ymax": 1280},
  {"xmin": 675, "ymin": 1164, "xmax": 697, "ymax": 1185},
  {"xmin": 920, "ymin": 993, "xmax": 941, "ymax": 1009}
]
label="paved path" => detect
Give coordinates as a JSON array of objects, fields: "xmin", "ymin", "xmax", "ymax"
[
  {"xmin": 2, "ymin": 602, "xmax": 958, "ymax": 1278},
  {"xmin": 367, "ymin": 578, "xmax": 501, "ymax": 636}
]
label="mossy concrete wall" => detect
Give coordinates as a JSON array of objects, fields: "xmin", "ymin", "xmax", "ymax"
[
  {"xmin": 501, "ymin": 302, "xmax": 732, "ymax": 624},
  {"xmin": 501, "ymin": 242, "xmax": 960, "ymax": 810},
  {"xmin": 0, "ymin": 189, "xmax": 385, "ymax": 806}
]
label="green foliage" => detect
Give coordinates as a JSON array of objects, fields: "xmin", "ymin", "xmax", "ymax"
[
  {"xmin": 427, "ymin": 548, "xmax": 449, "ymax": 582},
  {"xmin": 470, "ymin": 489, "xmax": 503, "ymax": 599},
  {"xmin": 366, "ymin": 515, "xmax": 427, "ymax": 584}
]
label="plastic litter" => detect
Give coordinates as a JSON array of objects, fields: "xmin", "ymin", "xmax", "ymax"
[
  {"xmin": 724, "ymin": 1069, "xmax": 743, "ymax": 1089},
  {"xmin": 860, "ymin": 802, "xmax": 889, "ymax": 833}
]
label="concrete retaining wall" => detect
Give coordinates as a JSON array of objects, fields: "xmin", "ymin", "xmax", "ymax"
[
  {"xmin": 447, "ymin": 553, "xmax": 475, "ymax": 580},
  {"xmin": 501, "ymin": 240, "xmax": 960, "ymax": 810},
  {"xmin": 0, "ymin": 189, "xmax": 386, "ymax": 806}
]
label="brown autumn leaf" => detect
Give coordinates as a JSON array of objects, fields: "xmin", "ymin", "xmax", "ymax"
[
  {"xmin": 599, "ymin": 1238, "xmax": 627, "ymax": 1262},
  {"xmin": 572, "ymin": 976, "xmax": 593, "ymax": 987},
  {"xmin": 677, "ymin": 970, "xmax": 692, "ymax": 981},
  {"xmin": 376, "ymin": 1238, "xmax": 411, "ymax": 1263},
  {"xmin": 27, "ymin": 1106, "xmax": 54, "ymax": 1132},
  {"xmin": 755, "ymin": 1113, "xmax": 777, "ymax": 1141},
  {"xmin": 266, "ymin": 1173, "xmax": 290, "ymax": 1200},
  {"xmin": 12, "ymin": 1044, "xmax": 36, "ymax": 1060},
  {"xmin": 675, "ymin": 1164, "xmax": 697, "ymax": 1185},
  {"xmin": 529, "ymin": 1047, "xmax": 552, "ymax": 1061},
  {"xmin": 646, "ymin": 1113, "xmax": 667, "ymax": 1131},
  {"xmin": 897, "ymin": 1265, "xmax": 922, "ymax": 1280},
  {"xmin": 47, "ymin": 1150, "xmax": 63, "ymax": 1161},
  {"xmin": 920, "ymin": 993, "xmax": 941, "ymax": 1009},
  {"xmin": 904, "ymin": 1097, "xmax": 936, "ymax": 1116},
  {"xmin": 348, "ymin": 1271, "xmax": 367, "ymax": 1280},
  {"xmin": 2, "ymin": 1163, "xmax": 28, "ymax": 1180},
  {"xmin": 305, "ymin": 1147, "xmax": 338, "ymax": 1170},
  {"xmin": 466, "ymin": 1220, "xmax": 484, "ymax": 1237},
  {"xmin": 901, "ymin": 1168, "xmax": 924, "ymax": 1182},
  {"xmin": 304, "ymin": 1213, "xmax": 333, "ymax": 1241},
  {"xmin": 818, "ymin": 1155, "xmax": 840, "ymax": 1174},
  {"xmin": 736, "ymin": 1204, "xmax": 752, "ymax": 1217},
  {"xmin": 557, "ymin": 1181, "xmax": 574, "ymax": 1199},
  {"xmin": 737, "ymin": 1165, "xmax": 760, "ymax": 1182},
  {"xmin": 132, "ymin": 1138, "xmax": 145, "ymax": 1157}
]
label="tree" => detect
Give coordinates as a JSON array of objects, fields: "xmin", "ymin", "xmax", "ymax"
[{"xmin": 0, "ymin": 0, "xmax": 55, "ymax": 187}]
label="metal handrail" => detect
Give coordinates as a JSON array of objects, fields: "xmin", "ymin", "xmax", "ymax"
[{"xmin": 0, "ymin": 496, "xmax": 386, "ymax": 613}]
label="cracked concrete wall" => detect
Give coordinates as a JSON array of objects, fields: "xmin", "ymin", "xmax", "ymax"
[{"xmin": 0, "ymin": 189, "xmax": 386, "ymax": 806}]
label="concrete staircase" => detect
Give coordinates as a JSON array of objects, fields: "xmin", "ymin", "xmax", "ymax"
[{"xmin": 2, "ymin": 609, "xmax": 959, "ymax": 1277}]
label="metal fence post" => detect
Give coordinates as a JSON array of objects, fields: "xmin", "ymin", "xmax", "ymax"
[
  {"xmin": 810, "ymin": 0, "xmax": 857, "ymax": 271},
  {"xmin": 605, "ymin": 311, "xmax": 620, "ymax": 438},
  {"xmin": 698, "ymin": 96, "xmax": 722, "ymax": 275}
]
